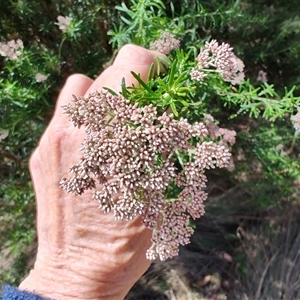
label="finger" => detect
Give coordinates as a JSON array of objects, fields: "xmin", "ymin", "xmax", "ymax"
[
  {"xmin": 85, "ymin": 44, "xmax": 165, "ymax": 94},
  {"xmin": 50, "ymin": 73, "xmax": 93, "ymax": 126}
]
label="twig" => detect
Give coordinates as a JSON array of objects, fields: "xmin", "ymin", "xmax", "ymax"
[
  {"xmin": 254, "ymin": 249, "xmax": 280, "ymax": 300},
  {"xmin": 0, "ymin": 151, "xmax": 21, "ymax": 163}
]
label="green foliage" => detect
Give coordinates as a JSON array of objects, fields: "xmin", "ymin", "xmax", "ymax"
[
  {"xmin": 108, "ymin": 0, "xmax": 243, "ymax": 49},
  {"xmin": 235, "ymin": 120, "xmax": 300, "ymax": 207},
  {"xmin": 227, "ymin": 0, "xmax": 300, "ymax": 93},
  {"xmin": 1, "ymin": 0, "xmax": 300, "ymax": 288},
  {"xmin": 107, "ymin": 0, "xmax": 300, "ymax": 211}
]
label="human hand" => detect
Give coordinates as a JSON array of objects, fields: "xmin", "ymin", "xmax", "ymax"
[{"xmin": 19, "ymin": 45, "xmax": 164, "ymax": 300}]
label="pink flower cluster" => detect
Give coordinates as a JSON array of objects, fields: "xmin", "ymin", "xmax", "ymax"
[
  {"xmin": 60, "ymin": 91, "xmax": 231, "ymax": 260},
  {"xmin": 203, "ymin": 114, "xmax": 236, "ymax": 171},
  {"xmin": 291, "ymin": 112, "xmax": 300, "ymax": 132},
  {"xmin": 257, "ymin": 70, "xmax": 268, "ymax": 83},
  {"xmin": 35, "ymin": 73, "xmax": 48, "ymax": 83},
  {"xmin": 0, "ymin": 128, "xmax": 9, "ymax": 141},
  {"xmin": 191, "ymin": 39, "xmax": 245, "ymax": 85},
  {"xmin": 203, "ymin": 114, "xmax": 236, "ymax": 146},
  {"xmin": 150, "ymin": 32, "xmax": 180, "ymax": 55},
  {"xmin": 57, "ymin": 15, "xmax": 72, "ymax": 33},
  {"xmin": 0, "ymin": 39, "xmax": 23, "ymax": 60}
]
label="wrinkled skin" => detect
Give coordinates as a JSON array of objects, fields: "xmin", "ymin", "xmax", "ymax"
[{"xmin": 19, "ymin": 45, "xmax": 164, "ymax": 300}]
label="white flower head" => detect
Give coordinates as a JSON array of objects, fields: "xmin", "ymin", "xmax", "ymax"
[
  {"xmin": 191, "ymin": 39, "xmax": 245, "ymax": 85},
  {"xmin": 291, "ymin": 112, "xmax": 300, "ymax": 132},
  {"xmin": 0, "ymin": 39, "xmax": 23, "ymax": 60},
  {"xmin": 150, "ymin": 32, "xmax": 180, "ymax": 55},
  {"xmin": 57, "ymin": 15, "xmax": 72, "ymax": 33},
  {"xmin": 257, "ymin": 70, "xmax": 268, "ymax": 83},
  {"xmin": 35, "ymin": 73, "xmax": 48, "ymax": 83}
]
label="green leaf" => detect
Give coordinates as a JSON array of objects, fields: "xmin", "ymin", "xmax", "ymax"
[
  {"xmin": 130, "ymin": 71, "xmax": 153, "ymax": 92},
  {"xmin": 170, "ymin": 101, "xmax": 178, "ymax": 117}
]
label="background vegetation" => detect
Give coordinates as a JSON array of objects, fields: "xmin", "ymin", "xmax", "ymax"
[{"xmin": 1, "ymin": 0, "xmax": 300, "ymax": 299}]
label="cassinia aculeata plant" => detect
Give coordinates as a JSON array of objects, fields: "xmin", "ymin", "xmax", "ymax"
[
  {"xmin": 60, "ymin": 37, "xmax": 246, "ymax": 260},
  {"xmin": 60, "ymin": 90, "xmax": 231, "ymax": 260}
]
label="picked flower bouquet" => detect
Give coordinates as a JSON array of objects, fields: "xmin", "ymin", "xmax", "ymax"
[
  {"xmin": 54, "ymin": 0, "xmax": 299, "ymax": 262},
  {"xmin": 59, "ymin": 38, "xmax": 246, "ymax": 261}
]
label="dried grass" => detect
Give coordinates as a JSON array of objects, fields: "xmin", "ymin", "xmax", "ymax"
[{"xmin": 230, "ymin": 205, "xmax": 300, "ymax": 300}]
